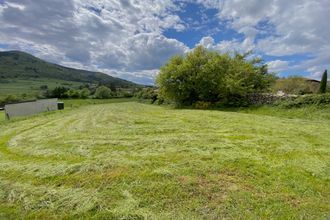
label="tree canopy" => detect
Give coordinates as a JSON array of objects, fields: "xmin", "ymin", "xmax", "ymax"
[
  {"xmin": 319, "ymin": 70, "xmax": 328, "ymax": 94},
  {"xmin": 156, "ymin": 46, "xmax": 275, "ymax": 106},
  {"xmin": 95, "ymin": 86, "xmax": 113, "ymax": 99}
]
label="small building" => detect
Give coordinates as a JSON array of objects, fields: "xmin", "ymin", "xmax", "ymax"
[{"xmin": 4, "ymin": 98, "xmax": 59, "ymax": 119}]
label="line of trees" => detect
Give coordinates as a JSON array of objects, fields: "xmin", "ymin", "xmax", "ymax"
[
  {"xmin": 156, "ymin": 46, "xmax": 275, "ymax": 106},
  {"xmin": 0, "ymin": 85, "xmax": 137, "ymax": 107},
  {"xmin": 44, "ymin": 85, "xmax": 134, "ymax": 99}
]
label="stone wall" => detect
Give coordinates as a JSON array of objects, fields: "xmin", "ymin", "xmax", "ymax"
[{"xmin": 247, "ymin": 93, "xmax": 293, "ymax": 105}]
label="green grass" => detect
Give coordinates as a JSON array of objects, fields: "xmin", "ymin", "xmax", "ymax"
[
  {"xmin": 0, "ymin": 101, "xmax": 329, "ymax": 219},
  {"xmin": 0, "ymin": 111, "xmax": 4, "ymax": 121},
  {"xmin": 0, "ymin": 78, "xmax": 84, "ymax": 99},
  {"xmin": 234, "ymin": 104, "xmax": 330, "ymax": 121},
  {"xmin": 62, "ymin": 98, "xmax": 136, "ymax": 109}
]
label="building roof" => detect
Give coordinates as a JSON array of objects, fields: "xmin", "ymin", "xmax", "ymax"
[
  {"xmin": 3, "ymin": 98, "xmax": 58, "ymax": 106},
  {"xmin": 305, "ymin": 79, "xmax": 321, "ymax": 83}
]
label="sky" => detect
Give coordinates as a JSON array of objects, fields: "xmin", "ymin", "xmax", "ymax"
[{"xmin": 0, "ymin": 0, "xmax": 329, "ymax": 85}]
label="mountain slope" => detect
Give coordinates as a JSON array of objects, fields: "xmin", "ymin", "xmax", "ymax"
[{"xmin": 0, "ymin": 51, "xmax": 138, "ymax": 88}]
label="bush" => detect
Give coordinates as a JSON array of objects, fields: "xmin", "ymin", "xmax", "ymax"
[
  {"xmin": 40, "ymin": 85, "xmax": 48, "ymax": 90},
  {"xmin": 95, "ymin": 86, "xmax": 113, "ymax": 99},
  {"xmin": 0, "ymin": 95, "xmax": 20, "ymax": 105},
  {"xmin": 275, "ymin": 94, "xmax": 330, "ymax": 108},
  {"xmin": 194, "ymin": 101, "xmax": 212, "ymax": 109},
  {"xmin": 79, "ymin": 88, "xmax": 90, "ymax": 99},
  {"xmin": 115, "ymin": 89, "xmax": 134, "ymax": 98},
  {"xmin": 47, "ymin": 86, "xmax": 69, "ymax": 98},
  {"xmin": 135, "ymin": 88, "xmax": 159, "ymax": 103},
  {"xmin": 0, "ymin": 95, "xmax": 23, "ymax": 108},
  {"xmin": 122, "ymin": 92, "xmax": 134, "ymax": 98},
  {"xmin": 156, "ymin": 46, "xmax": 275, "ymax": 107},
  {"xmin": 66, "ymin": 89, "xmax": 80, "ymax": 98}
]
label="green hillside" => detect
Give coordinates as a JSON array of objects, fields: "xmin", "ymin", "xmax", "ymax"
[
  {"xmin": 272, "ymin": 77, "xmax": 330, "ymax": 94},
  {"xmin": 0, "ymin": 78, "xmax": 85, "ymax": 100},
  {"xmin": 0, "ymin": 51, "xmax": 139, "ymax": 98}
]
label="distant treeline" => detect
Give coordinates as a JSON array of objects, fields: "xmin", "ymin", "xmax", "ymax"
[{"xmin": 0, "ymin": 84, "xmax": 144, "ymax": 107}]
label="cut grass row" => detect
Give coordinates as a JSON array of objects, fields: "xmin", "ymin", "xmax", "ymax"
[{"xmin": 0, "ymin": 100, "xmax": 329, "ymax": 219}]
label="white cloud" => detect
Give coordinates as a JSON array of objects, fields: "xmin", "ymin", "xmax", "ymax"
[
  {"xmin": 0, "ymin": 0, "xmax": 329, "ymax": 83},
  {"xmin": 198, "ymin": 36, "xmax": 215, "ymax": 49},
  {"xmin": 4, "ymin": 2, "xmax": 26, "ymax": 10},
  {"xmin": 0, "ymin": 0, "xmax": 188, "ymax": 84},
  {"xmin": 267, "ymin": 60, "xmax": 290, "ymax": 73},
  {"xmin": 215, "ymin": 0, "xmax": 330, "ymax": 78},
  {"xmin": 197, "ymin": 36, "xmax": 254, "ymax": 54}
]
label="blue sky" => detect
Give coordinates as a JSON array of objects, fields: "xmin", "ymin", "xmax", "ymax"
[
  {"xmin": 164, "ymin": 3, "xmax": 244, "ymax": 47},
  {"xmin": 0, "ymin": 0, "xmax": 329, "ymax": 84}
]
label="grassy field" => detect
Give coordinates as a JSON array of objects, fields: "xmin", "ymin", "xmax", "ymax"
[
  {"xmin": 232, "ymin": 104, "xmax": 330, "ymax": 121},
  {"xmin": 0, "ymin": 78, "xmax": 85, "ymax": 99},
  {"xmin": 0, "ymin": 100, "xmax": 329, "ymax": 219},
  {"xmin": 0, "ymin": 110, "xmax": 4, "ymax": 121}
]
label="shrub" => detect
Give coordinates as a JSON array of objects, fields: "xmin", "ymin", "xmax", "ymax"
[
  {"xmin": 21, "ymin": 93, "xmax": 28, "ymax": 99},
  {"xmin": 40, "ymin": 85, "xmax": 48, "ymax": 90},
  {"xmin": 0, "ymin": 95, "xmax": 22, "ymax": 107},
  {"xmin": 3, "ymin": 94, "xmax": 20, "ymax": 104},
  {"xmin": 48, "ymin": 86, "xmax": 69, "ymax": 98},
  {"xmin": 156, "ymin": 96, "xmax": 165, "ymax": 105},
  {"xmin": 95, "ymin": 86, "xmax": 113, "ymax": 99},
  {"xmin": 79, "ymin": 88, "xmax": 90, "ymax": 99},
  {"xmin": 116, "ymin": 89, "xmax": 134, "ymax": 98},
  {"xmin": 66, "ymin": 89, "xmax": 80, "ymax": 98},
  {"xmin": 194, "ymin": 101, "xmax": 212, "ymax": 109},
  {"xmin": 122, "ymin": 92, "xmax": 134, "ymax": 98},
  {"xmin": 276, "ymin": 94, "xmax": 330, "ymax": 108},
  {"xmin": 156, "ymin": 46, "xmax": 275, "ymax": 106},
  {"xmin": 135, "ymin": 88, "xmax": 158, "ymax": 103}
]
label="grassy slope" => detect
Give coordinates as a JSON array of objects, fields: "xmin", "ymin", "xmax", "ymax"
[
  {"xmin": 0, "ymin": 101, "xmax": 329, "ymax": 219},
  {"xmin": 0, "ymin": 51, "xmax": 137, "ymax": 87},
  {"xmin": 0, "ymin": 78, "xmax": 84, "ymax": 99},
  {"xmin": 0, "ymin": 51, "xmax": 139, "ymax": 99},
  {"xmin": 230, "ymin": 105, "xmax": 330, "ymax": 121}
]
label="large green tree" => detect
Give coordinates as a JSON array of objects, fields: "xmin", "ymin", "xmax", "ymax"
[
  {"xmin": 95, "ymin": 86, "xmax": 113, "ymax": 99},
  {"xmin": 156, "ymin": 46, "xmax": 274, "ymax": 106},
  {"xmin": 319, "ymin": 70, "xmax": 328, "ymax": 94}
]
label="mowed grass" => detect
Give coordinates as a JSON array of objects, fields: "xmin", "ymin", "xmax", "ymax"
[
  {"xmin": 0, "ymin": 111, "xmax": 4, "ymax": 121},
  {"xmin": 0, "ymin": 101, "xmax": 329, "ymax": 219}
]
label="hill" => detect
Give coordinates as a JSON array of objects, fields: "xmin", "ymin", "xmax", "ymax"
[
  {"xmin": 272, "ymin": 76, "xmax": 330, "ymax": 94},
  {"xmin": 0, "ymin": 51, "xmax": 138, "ymax": 91}
]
